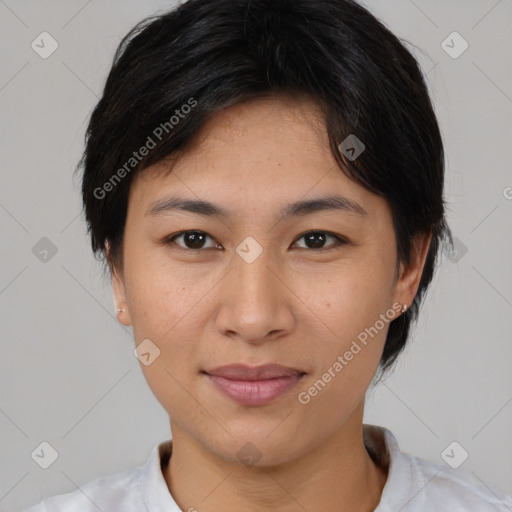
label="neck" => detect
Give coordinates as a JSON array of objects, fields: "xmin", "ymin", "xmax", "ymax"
[{"xmin": 164, "ymin": 404, "xmax": 388, "ymax": 512}]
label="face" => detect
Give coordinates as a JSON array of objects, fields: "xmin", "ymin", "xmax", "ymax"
[{"xmin": 113, "ymin": 95, "xmax": 427, "ymax": 466}]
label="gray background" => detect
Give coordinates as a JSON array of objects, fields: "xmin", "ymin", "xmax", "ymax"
[{"xmin": 1, "ymin": 0, "xmax": 511, "ymax": 510}]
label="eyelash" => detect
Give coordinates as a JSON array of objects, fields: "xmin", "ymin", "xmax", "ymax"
[{"xmin": 163, "ymin": 230, "xmax": 348, "ymax": 253}]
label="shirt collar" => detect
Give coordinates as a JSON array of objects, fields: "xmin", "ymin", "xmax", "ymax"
[
  {"xmin": 140, "ymin": 439, "xmax": 179, "ymax": 511},
  {"xmin": 364, "ymin": 424, "xmax": 425, "ymax": 511}
]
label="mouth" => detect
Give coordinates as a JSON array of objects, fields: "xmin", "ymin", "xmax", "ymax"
[{"xmin": 202, "ymin": 364, "xmax": 306, "ymax": 406}]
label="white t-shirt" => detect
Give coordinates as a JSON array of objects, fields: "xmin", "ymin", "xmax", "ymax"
[{"xmin": 23, "ymin": 424, "xmax": 512, "ymax": 511}]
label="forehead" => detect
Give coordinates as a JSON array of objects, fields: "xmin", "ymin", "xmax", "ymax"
[
  {"xmin": 198, "ymin": 94, "xmax": 327, "ymax": 143},
  {"xmin": 129, "ymin": 95, "xmax": 387, "ymax": 222},
  {"xmin": 140, "ymin": 95, "xmax": 330, "ymax": 176},
  {"xmin": 137, "ymin": 96, "xmax": 336, "ymax": 185}
]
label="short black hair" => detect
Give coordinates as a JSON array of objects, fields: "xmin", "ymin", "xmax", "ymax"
[{"xmin": 78, "ymin": 0, "xmax": 450, "ymax": 376}]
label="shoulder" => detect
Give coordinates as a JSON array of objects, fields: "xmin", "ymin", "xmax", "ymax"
[
  {"xmin": 22, "ymin": 440, "xmax": 176, "ymax": 512},
  {"xmin": 24, "ymin": 454, "xmax": 149, "ymax": 512},
  {"xmin": 402, "ymin": 450, "xmax": 512, "ymax": 511},
  {"xmin": 22, "ymin": 465, "xmax": 144, "ymax": 512},
  {"xmin": 364, "ymin": 425, "xmax": 512, "ymax": 512}
]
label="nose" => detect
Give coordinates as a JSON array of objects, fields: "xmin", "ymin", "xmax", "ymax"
[{"xmin": 214, "ymin": 243, "xmax": 296, "ymax": 345}]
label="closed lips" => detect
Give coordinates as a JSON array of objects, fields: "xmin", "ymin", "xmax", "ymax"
[
  {"xmin": 203, "ymin": 364, "xmax": 306, "ymax": 380},
  {"xmin": 203, "ymin": 364, "xmax": 306, "ymax": 406}
]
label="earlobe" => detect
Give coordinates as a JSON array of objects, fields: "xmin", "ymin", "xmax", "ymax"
[
  {"xmin": 107, "ymin": 241, "xmax": 132, "ymax": 326},
  {"xmin": 112, "ymin": 269, "xmax": 132, "ymax": 326}
]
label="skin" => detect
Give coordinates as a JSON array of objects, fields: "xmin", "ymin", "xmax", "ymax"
[{"xmin": 111, "ymin": 95, "xmax": 431, "ymax": 511}]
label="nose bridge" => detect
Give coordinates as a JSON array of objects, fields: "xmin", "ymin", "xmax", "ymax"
[
  {"xmin": 215, "ymin": 237, "xmax": 293, "ymax": 342},
  {"xmin": 232, "ymin": 238, "xmax": 279, "ymax": 309}
]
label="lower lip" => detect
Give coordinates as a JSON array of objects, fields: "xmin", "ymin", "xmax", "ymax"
[{"xmin": 206, "ymin": 374, "xmax": 304, "ymax": 406}]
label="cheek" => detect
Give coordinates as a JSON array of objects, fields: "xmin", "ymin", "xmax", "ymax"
[
  {"xmin": 290, "ymin": 250, "xmax": 396, "ymax": 403},
  {"xmin": 125, "ymin": 242, "xmax": 218, "ymax": 339},
  {"xmin": 127, "ymin": 273, "xmax": 206, "ymax": 420},
  {"xmin": 123, "ymin": 247, "xmax": 230, "ymax": 402},
  {"xmin": 293, "ymin": 251, "xmax": 396, "ymax": 341},
  {"xmin": 294, "ymin": 268, "xmax": 395, "ymax": 433}
]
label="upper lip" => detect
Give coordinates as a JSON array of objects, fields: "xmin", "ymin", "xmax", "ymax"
[{"xmin": 204, "ymin": 364, "xmax": 305, "ymax": 381}]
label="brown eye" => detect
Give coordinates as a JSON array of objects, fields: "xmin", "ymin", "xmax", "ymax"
[
  {"xmin": 167, "ymin": 231, "xmax": 218, "ymax": 250},
  {"xmin": 293, "ymin": 231, "xmax": 346, "ymax": 250}
]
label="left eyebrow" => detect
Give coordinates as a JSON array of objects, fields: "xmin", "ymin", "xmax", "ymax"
[
  {"xmin": 145, "ymin": 195, "xmax": 368, "ymax": 219},
  {"xmin": 280, "ymin": 195, "xmax": 367, "ymax": 218}
]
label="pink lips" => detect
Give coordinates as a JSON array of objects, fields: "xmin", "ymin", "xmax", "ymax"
[{"xmin": 204, "ymin": 364, "xmax": 305, "ymax": 406}]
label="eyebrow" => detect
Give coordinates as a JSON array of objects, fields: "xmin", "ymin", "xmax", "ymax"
[{"xmin": 146, "ymin": 195, "xmax": 367, "ymax": 219}]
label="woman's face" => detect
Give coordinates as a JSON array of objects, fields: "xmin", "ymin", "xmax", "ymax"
[{"xmin": 113, "ymin": 96, "xmax": 424, "ymax": 466}]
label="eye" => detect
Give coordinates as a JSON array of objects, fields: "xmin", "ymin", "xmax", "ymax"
[
  {"xmin": 292, "ymin": 231, "xmax": 347, "ymax": 251},
  {"xmin": 166, "ymin": 231, "xmax": 220, "ymax": 251},
  {"xmin": 164, "ymin": 230, "xmax": 347, "ymax": 252}
]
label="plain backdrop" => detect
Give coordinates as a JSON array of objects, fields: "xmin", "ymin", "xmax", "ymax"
[{"xmin": 0, "ymin": 0, "xmax": 511, "ymax": 510}]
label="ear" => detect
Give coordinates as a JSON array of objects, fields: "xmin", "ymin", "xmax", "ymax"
[
  {"xmin": 393, "ymin": 230, "xmax": 432, "ymax": 310},
  {"xmin": 106, "ymin": 241, "xmax": 132, "ymax": 326}
]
